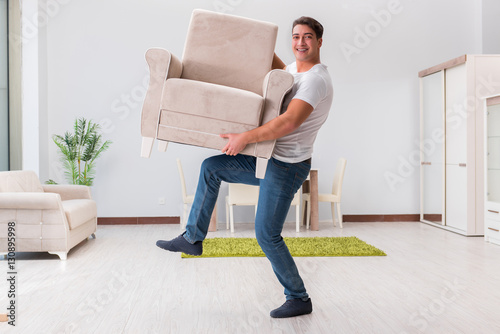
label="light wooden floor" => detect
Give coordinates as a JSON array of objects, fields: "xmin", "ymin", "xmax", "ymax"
[{"xmin": 1, "ymin": 221, "xmax": 500, "ymax": 334}]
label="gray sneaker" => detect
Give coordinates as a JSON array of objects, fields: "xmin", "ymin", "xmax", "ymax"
[
  {"xmin": 156, "ymin": 233, "xmax": 203, "ymax": 256},
  {"xmin": 270, "ymin": 298, "xmax": 313, "ymax": 318}
]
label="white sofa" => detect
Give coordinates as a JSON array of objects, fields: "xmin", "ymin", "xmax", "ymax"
[{"xmin": 0, "ymin": 171, "xmax": 97, "ymax": 260}]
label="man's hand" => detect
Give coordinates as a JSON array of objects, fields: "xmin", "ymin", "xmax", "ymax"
[
  {"xmin": 219, "ymin": 99, "xmax": 314, "ymax": 156},
  {"xmin": 273, "ymin": 53, "xmax": 286, "ymax": 70},
  {"xmin": 220, "ymin": 133, "xmax": 250, "ymax": 156}
]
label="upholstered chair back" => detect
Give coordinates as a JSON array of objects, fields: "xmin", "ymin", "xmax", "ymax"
[
  {"xmin": 181, "ymin": 9, "xmax": 278, "ymax": 96},
  {"xmin": 0, "ymin": 171, "xmax": 44, "ymax": 193}
]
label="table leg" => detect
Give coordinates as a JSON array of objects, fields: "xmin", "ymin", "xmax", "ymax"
[
  {"xmin": 302, "ymin": 180, "xmax": 310, "ymax": 226},
  {"xmin": 208, "ymin": 201, "xmax": 217, "ymax": 232},
  {"xmin": 310, "ymin": 170, "xmax": 319, "ymax": 231}
]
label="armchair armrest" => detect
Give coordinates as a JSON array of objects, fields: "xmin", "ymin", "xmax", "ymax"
[
  {"xmin": 255, "ymin": 69, "xmax": 294, "ymax": 158},
  {"xmin": 42, "ymin": 185, "xmax": 92, "ymax": 201},
  {"xmin": 141, "ymin": 48, "xmax": 183, "ymax": 138},
  {"xmin": 0, "ymin": 193, "xmax": 61, "ymax": 210}
]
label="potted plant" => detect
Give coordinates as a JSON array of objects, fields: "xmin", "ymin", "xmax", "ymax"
[{"xmin": 50, "ymin": 118, "xmax": 112, "ymax": 186}]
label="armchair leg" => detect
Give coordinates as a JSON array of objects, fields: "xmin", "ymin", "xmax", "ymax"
[
  {"xmin": 141, "ymin": 137, "xmax": 155, "ymax": 158},
  {"xmin": 256, "ymin": 157, "xmax": 268, "ymax": 179},
  {"xmin": 49, "ymin": 251, "xmax": 67, "ymax": 261},
  {"xmin": 158, "ymin": 140, "xmax": 169, "ymax": 152}
]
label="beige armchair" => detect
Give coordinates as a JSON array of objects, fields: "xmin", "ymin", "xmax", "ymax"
[
  {"xmin": 0, "ymin": 171, "xmax": 97, "ymax": 260},
  {"xmin": 140, "ymin": 9, "xmax": 294, "ymax": 178}
]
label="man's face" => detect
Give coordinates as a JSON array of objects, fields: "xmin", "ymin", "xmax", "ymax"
[{"xmin": 292, "ymin": 24, "xmax": 322, "ymax": 63}]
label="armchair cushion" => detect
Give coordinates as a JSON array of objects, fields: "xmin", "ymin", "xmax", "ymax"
[
  {"xmin": 43, "ymin": 184, "xmax": 92, "ymax": 201},
  {"xmin": 62, "ymin": 199, "xmax": 97, "ymax": 230},
  {"xmin": 161, "ymin": 79, "xmax": 264, "ymax": 126},
  {"xmin": 182, "ymin": 9, "xmax": 278, "ymax": 95}
]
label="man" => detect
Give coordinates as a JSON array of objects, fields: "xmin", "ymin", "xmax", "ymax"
[{"xmin": 157, "ymin": 16, "xmax": 333, "ymax": 318}]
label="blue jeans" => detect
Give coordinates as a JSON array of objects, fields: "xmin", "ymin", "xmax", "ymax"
[{"xmin": 183, "ymin": 154, "xmax": 311, "ymax": 300}]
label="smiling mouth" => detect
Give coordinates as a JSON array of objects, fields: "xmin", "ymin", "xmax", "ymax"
[{"xmin": 296, "ymin": 48, "xmax": 308, "ymax": 52}]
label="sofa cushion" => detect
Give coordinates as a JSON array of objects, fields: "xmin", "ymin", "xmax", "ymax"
[
  {"xmin": 161, "ymin": 78, "xmax": 263, "ymax": 127},
  {"xmin": 62, "ymin": 199, "xmax": 97, "ymax": 230}
]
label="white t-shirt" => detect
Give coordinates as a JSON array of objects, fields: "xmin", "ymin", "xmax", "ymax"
[{"xmin": 272, "ymin": 62, "xmax": 334, "ymax": 163}]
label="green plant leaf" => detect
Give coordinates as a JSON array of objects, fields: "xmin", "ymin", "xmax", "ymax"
[{"xmin": 52, "ymin": 117, "xmax": 111, "ymax": 186}]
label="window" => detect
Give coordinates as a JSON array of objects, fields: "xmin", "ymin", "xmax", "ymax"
[{"xmin": 0, "ymin": 0, "xmax": 8, "ymax": 171}]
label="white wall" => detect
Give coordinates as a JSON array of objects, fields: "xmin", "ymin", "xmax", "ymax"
[
  {"xmin": 482, "ymin": 0, "xmax": 500, "ymax": 54},
  {"xmin": 20, "ymin": 0, "xmax": 40, "ymax": 173},
  {"xmin": 36, "ymin": 0, "xmax": 485, "ymax": 221}
]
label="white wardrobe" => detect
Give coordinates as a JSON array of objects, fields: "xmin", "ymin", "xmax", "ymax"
[
  {"xmin": 484, "ymin": 95, "xmax": 500, "ymax": 245},
  {"xmin": 420, "ymin": 55, "xmax": 500, "ymax": 236}
]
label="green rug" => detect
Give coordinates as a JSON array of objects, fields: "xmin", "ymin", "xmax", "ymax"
[{"xmin": 181, "ymin": 236, "xmax": 386, "ymax": 258}]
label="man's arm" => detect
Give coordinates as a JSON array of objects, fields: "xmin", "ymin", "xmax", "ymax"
[
  {"xmin": 272, "ymin": 53, "xmax": 286, "ymax": 70},
  {"xmin": 220, "ymin": 99, "xmax": 314, "ymax": 156}
]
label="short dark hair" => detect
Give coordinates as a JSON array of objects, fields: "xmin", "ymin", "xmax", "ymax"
[{"xmin": 292, "ymin": 16, "xmax": 324, "ymax": 39}]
